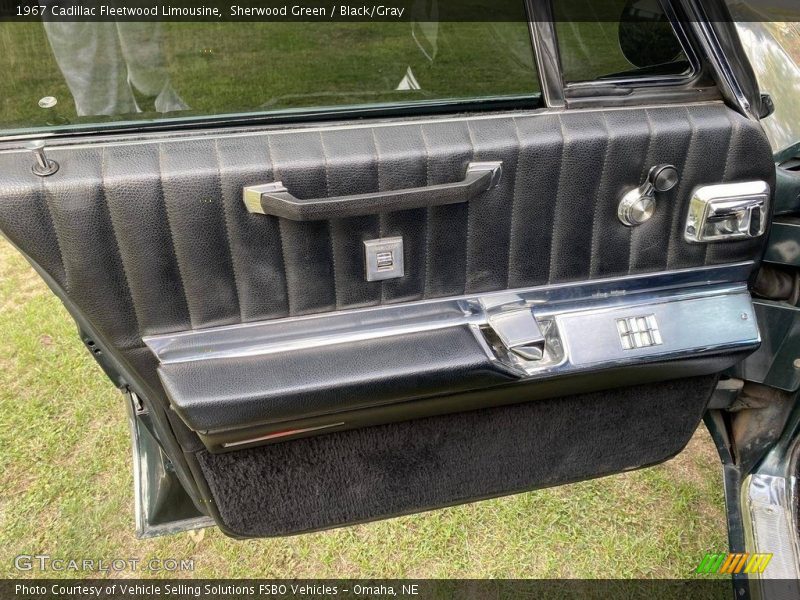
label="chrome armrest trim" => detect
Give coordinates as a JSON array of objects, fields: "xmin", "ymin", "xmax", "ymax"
[{"xmin": 144, "ymin": 262, "xmax": 759, "ymax": 382}]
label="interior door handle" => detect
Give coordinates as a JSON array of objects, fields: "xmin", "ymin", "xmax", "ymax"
[
  {"xmin": 684, "ymin": 181, "xmax": 770, "ymax": 242},
  {"xmin": 243, "ymin": 161, "xmax": 502, "ymax": 221},
  {"xmin": 480, "ymin": 294, "xmax": 546, "ymax": 361}
]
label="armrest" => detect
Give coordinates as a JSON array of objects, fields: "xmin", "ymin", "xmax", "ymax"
[{"xmin": 158, "ymin": 325, "xmax": 514, "ymax": 434}]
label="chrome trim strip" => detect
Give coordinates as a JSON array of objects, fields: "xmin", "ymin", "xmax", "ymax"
[
  {"xmin": 221, "ymin": 422, "xmax": 346, "ymax": 448},
  {"xmin": 525, "ymin": 0, "xmax": 565, "ymax": 109},
  {"xmin": 144, "ymin": 262, "xmax": 756, "ymax": 367},
  {"xmin": 126, "ymin": 393, "xmax": 214, "ymax": 538},
  {"xmin": 742, "ymin": 474, "xmax": 800, "ymax": 583},
  {"xmin": 552, "ymin": 291, "xmax": 755, "ymax": 367},
  {"xmin": 684, "ymin": 2, "xmax": 755, "ymax": 119},
  {"xmin": 0, "ymin": 101, "xmax": 728, "ymax": 153},
  {"xmin": 472, "ymin": 285, "xmax": 757, "ymax": 379}
]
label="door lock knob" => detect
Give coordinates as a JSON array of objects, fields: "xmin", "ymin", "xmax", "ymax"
[
  {"xmin": 618, "ymin": 164, "xmax": 679, "ymax": 226},
  {"xmin": 26, "ymin": 140, "xmax": 59, "ymax": 177}
]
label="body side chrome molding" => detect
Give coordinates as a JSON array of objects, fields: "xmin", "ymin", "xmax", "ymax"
[{"xmin": 742, "ymin": 474, "xmax": 800, "ymax": 584}]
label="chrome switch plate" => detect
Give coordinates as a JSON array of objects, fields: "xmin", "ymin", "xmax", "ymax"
[
  {"xmin": 616, "ymin": 314, "xmax": 663, "ymax": 350},
  {"xmin": 364, "ymin": 237, "xmax": 404, "ymax": 281}
]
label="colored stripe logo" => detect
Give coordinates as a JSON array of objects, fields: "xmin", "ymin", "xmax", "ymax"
[{"xmin": 696, "ymin": 553, "xmax": 772, "ymax": 574}]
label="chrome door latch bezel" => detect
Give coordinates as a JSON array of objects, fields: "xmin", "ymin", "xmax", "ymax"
[
  {"xmin": 478, "ymin": 294, "xmax": 547, "ymax": 361},
  {"xmin": 684, "ymin": 181, "xmax": 770, "ymax": 243}
]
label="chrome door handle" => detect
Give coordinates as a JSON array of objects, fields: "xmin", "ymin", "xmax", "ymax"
[
  {"xmin": 684, "ymin": 181, "xmax": 770, "ymax": 242},
  {"xmin": 243, "ymin": 161, "xmax": 502, "ymax": 221},
  {"xmin": 488, "ymin": 309, "xmax": 545, "ymax": 360}
]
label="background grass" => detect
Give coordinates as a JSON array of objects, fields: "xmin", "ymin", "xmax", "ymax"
[{"xmin": 0, "ymin": 236, "xmax": 729, "ymax": 578}]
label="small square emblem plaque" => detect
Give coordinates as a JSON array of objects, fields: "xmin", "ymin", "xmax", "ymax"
[{"xmin": 364, "ymin": 237, "xmax": 404, "ymax": 281}]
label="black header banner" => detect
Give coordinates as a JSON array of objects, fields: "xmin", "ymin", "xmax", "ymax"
[
  {"xmin": 0, "ymin": 578, "xmax": 761, "ymax": 600},
  {"xmin": 0, "ymin": 0, "xmax": 799, "ymax": 22}
]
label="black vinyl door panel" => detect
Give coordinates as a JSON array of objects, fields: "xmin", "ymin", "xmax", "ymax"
[
  {"xmin": 0, "ymin": 102, "xmax": 775, "ymax": 536},
  {"xmin": 0, "ymin": 106, "xmax": 770, "ymax": 333}
]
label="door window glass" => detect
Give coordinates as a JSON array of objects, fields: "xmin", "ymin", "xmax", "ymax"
[
  {"xmin": 555, "ymin": 0, "xmax": 692, "ymax": 83},
  {"xmin": 0, "ymin": 15, "xmax": 539, "ymax": 135}
]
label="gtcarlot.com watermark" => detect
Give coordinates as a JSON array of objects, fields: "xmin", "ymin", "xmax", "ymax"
[{"xmin": 14, "ymin": 554, "xmax": 194, "ymax": 573}]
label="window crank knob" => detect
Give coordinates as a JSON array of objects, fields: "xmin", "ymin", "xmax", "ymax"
[
  {"xmin": 648, "ymin": 164, "xmax": 679, "ymax": 193},
  {"xmin": 26, "ymin": 140, "xmax": 59, "ymax": 177},
  {"xmin": 618, "ymin": 164, "xmax": 679, "ymax": 226}
]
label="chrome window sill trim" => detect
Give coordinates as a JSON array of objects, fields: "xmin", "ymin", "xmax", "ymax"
[
  {"xmin": 0, "ymin": 101, "xmax": 728, "ymax": 152},
  {"xmin": 0, "ymin": 94, "xmax": 543, "ymax": 144},
  {"xmin": 565, "ymin": 73, "xmax": 694, "ymax": 90},
  {"xmin": 144, "ymin": 262, "xmax": 757, "ymax": 369}
]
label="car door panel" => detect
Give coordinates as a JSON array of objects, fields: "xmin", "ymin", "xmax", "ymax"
[
  {"xmin": 0, "ymin": 101, "xmax": 775, "ymax": 536},
  {"xmin": 145, "ymin": 262, "xmax": 760, "ymax": 443},
  {"xmin": 0, "ymin": 106, "xmax": 771, "ymax": 327}
]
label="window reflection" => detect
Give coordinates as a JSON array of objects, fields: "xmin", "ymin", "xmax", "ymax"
[
  {"xmin": 0, "ymin": 2, "xmax": 539, "ymax": 134},
  {"xmin": 43, "ymin": 22, "xmax": 188, "ymax": 116}
]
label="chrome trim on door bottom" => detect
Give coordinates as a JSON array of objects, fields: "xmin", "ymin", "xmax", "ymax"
[
  {"xmin": 126, "ymin": 392, "xmax": 214, "ymax": 538},
  {"xmin": 221, "ymin": 422, "xmax": 346, "ymax": 448}
]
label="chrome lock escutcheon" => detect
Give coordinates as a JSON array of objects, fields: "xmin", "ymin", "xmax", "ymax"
[
  {"xmin": 618, "ymin": 164, "xmax": 679, "ymax": 227},
  {"xmin": 684, "ymin": 181, "xmax": 770, "ymax": 243}
]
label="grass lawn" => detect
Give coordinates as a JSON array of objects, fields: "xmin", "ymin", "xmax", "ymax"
[{"xmin": 0, "ymin": 235, "xmax": 729, "ymax": 578}]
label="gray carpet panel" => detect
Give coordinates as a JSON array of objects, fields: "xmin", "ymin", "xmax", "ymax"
[{"xmin": 196, "ymin": 375, "xmax": 717, "ymax": 537}]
